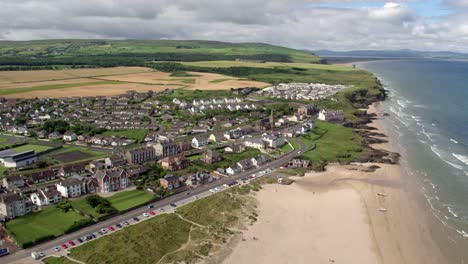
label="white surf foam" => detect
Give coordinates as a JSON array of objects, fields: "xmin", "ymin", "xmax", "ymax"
[
  {"xmin": 456, "ymin": 230, "xmax": 468, "ymax": 238},
  {"xmin": 447, "ymin": 206, "xmax": 459, "ymax": 218},
  {"xmin": 449, "ymin": 138, "xmax": 458, "ymax": 144},
  {"xmin": 452, "ymin": 153, "xmax": 468, "ymax": 166}
]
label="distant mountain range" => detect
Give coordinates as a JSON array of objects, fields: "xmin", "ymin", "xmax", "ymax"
[{"xmin": 314, "ymin": 49, "xmax": 468, "ymax": 61}]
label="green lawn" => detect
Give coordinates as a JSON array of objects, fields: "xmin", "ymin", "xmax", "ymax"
[
  {"xmin": 102, "ymin": 129, "xmax": 148, "ymax": 143},
  {"xmin": 49, "ymin": 145, "xmax": 107, "ymax": 157},
  {"xmin": 0, "ymin": 137, "xmax": 6, "ymax": 144},
  {"xmin": 280, "ymin": 142, "xmax": 293, "ymax": 153},
  {"xmin": 299, "ymin": 121, "xmax": 365, "ymax": 164},
  {"xmin": 13, "ymin": 144, "xmax": 54, "ymax": 153},
  {"xmin": 70, "ymin": 197, "xmax": 108, "ymax": 219},
  {"xmin": 0, "ymin": 81, "xmax": 122, "ymax": 96},
  {"xmin": 107, "ymin": 190, "xmax": 156, "ymax": 211},
  {"xmin": 5, "ymin": 207, "xmax": 90, "ymax": 248},
  {"xmin": 43, "ymin": 257, "xmax": 78, "ymax": 264}
]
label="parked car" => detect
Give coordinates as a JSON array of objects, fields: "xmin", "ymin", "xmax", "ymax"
[
  {"xmin": 101, "ymin": 229, "xmax": 107, "ymax": 234},
  {"xmin": 61, "ymin": 244, "xmax": 68, "ymax": 250},
  {"xmin": 143, "ymin": 213, "xmax": 149, "ymax": 217},
  {"xmin": 148, "ymin": 204, "xmax": 154, "ymax": 209},
  {"xmin": 123, "ymin": 221, "xmax": 130, "ymax": 225},
  {"xmin": 116, "ymin": 223, "xmax": 123, "ymax": 228},
  {"xmin": 53, "ymin": 246, "xmax": 60, "ymax": 252},
  {"xmin": 149, "ymin": 211, "xmax": 156, "ymax": 216},
  {"xmin": 133, "ymin": 217, "xmax": 140, "ymax": 222},
  {"xmin": 193, "ymin": 195, "xmax": 199, "ymax": 199},
  {"xmin": 68, "ymin": 240, "xmax": 75, "ymax": 246},
  {"xmin": 108, "ymin": 226, "xmax": 115, "ymax": 231},
  {"xmin": 39, "ymin": 252, "xmax": 45, "ymax": 258},
  {"xmin": 77, "ymin": 238, "xmax": 83, "ymax": 243},
  {"xmin": 170, "ymin": 203, "xmax": 177, "ymax": 207}
]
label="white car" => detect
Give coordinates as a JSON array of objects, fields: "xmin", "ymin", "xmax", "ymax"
[
  {"xmin": 143, "ymin": 213, "xmax": 150, "ymax": 217},
  {"xmin": 223, "ymin": 184, "xmax": 229, "ymax": 188},
  {"xmin": 39, "ymin": 252, "xmax": 45, "ymax": 258},
  {"xmin": 214, "ymin": 187, "xmax": 220, "ymax": 191},
  {"xmin": 209, "ymin": 189, "xmax": 216, "ymax": 193},
  {"xmin": 53, "ymin": 246, "xmax": 60, "ymax": 252},
  {"xmin": 193, "ymin": 195, "xmax": 199, "ymax": 199}
]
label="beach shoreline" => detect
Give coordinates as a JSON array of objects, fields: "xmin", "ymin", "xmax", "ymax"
[{"xmin": 222, "ymin": 102, "xmax": 447, "ymax": 264}]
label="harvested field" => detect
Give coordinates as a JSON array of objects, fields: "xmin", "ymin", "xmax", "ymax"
[
  {"xmin": 50, "ymin": 150, "xmax": 93, "ymax": 162},
  {"xmin": 0, "ymin": 67, "xmax": 151, "ymax": 84},
  {"xmin": 0, "ymin": 78, "xmax": 99, "ymax": 90}
]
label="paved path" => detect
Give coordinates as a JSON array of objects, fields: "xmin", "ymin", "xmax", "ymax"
[{"xmin": 2, "ymin": 138, "xmax": 309, "ymax": 264}]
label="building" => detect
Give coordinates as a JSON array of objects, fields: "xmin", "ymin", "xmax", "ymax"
[
  {"xmin": 224, "ymin": 143, "xmax": 245, "ymax": 153},
  {"xmin": 201, "ymin": 149, "xmax": 222, "ymax": 164},
  {"xmin": 0, "ymin": 192, "xmax": 27, "ymax": 219},
  {"xmin": 160, "ymin": 155, "xmax": 189, "ymax": 171},
  {"xmin": 297, "ymin": 104, "xmax": 317, "ymax": 116},
  {"xmin": 124, "ymin": 147, "xmax": 156, "ymax": 164},
  {"xmin": 31, "ymin": 188, "xmax": 62, "ymax": 206},
  {"xmin": 244, "ymin": 137, "xmax": 266, "ymax": 150},
  {"xmin": 208, "ymin": 132, "xmax": 225, "ymax": 143},
  {"xmin": 251, "ymin": 155, "xmax": 270, "ymax": 167},
  {"xmin": 0, "ymin": 150, "xmax": 37, "ymax": 168},
  {"xmin": 93, "ymin": 169, "xmax": 130, "ymax": 193},
  {"xmin": 237, "ymin": 158, "xmax": 254, "ymax": 171},
  {"xmin": 2, "ymin": 175, "xmax": 25, "ymax": 189},
  {"xmin": 159, "ymin": 175, "xmax": 181, "ymax": 190},
  {"xmin": 262, "ymin": 134, "xmax": 286, "ymax": 148},
  {"xmin": 185, "ymin": 172, "xmax": 214, "ymax": 187},
  {"xmin": 226, "ymin": 165, "xmax": 242, "ymax": 175},
  {"xmin": 84, "ymin": 178, "xmax": 99, "ymax": 194},
  {"xmin": 191, "ymin": 137, "xmax": 209, "ymax": 148},
  {"xmin": 318, "ymin": 109, "xmax": 345, "ymax": 121},
  {"xmin": 63, "ymin": 131, "xmax": 77, "ymax": 142},
  {"xmin": 56, "ymin": 178, "xmax": 83, "ymax": 198},
  {"xmin": 58, "ymin": 163, "xmax": 86, "ymax": 177},
  {"xmin": 288, "ymin": 159, "xmax": 311, "ymax": 168},
  {"xmin": 104, "ymin": 156, "xmax": 126, "ymax": 168},
  {"xmin": 152, "ymin": 141, "xmax": 178, "ymax": 157},
  {"xmin": 28, "ymin": 170, "xmax": 55, "ymax": 184}
]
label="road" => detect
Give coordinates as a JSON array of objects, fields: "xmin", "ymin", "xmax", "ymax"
[{"xmin": 3, "ymin": 138, "xmax": 309, "ymax": 263}]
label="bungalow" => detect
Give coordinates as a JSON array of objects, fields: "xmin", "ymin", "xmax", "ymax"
[
  {"xmin": 159, "ymin": 174, "xmax": 181, "ymax": 190},
  {"xmin": 58, "ymin": 163, "xmax": 86, "ymax": 177},
  {"xmin": 224, "ymin": 143, "xmax": 245, "ymax": 153},
  {"xmin": 31, "ymin": 188, "xmax": 62, "ymax": 206},
  {"xmin": 56, "ymin": 178, "xmax": 83, "ymax": 198},
  {"xmin": 63, "ymin": 131, "xmax": 77, "ymax": 142},
  {"xmin": 191, "ymin": 137, "xmax": 209, "ymax": 148},
  {"xmin": 48, "ymin": 132, "xmax": 63, "ymax": 140},
  {"xmin": 208, "ymin": 132, "xmax": 225, "ymax": 143},
  {"xmin": 2, "ymin": 175, "xmax": 25, "ymax": 189},
  {"xmin": 160, "ymin": 155, "xmax": 189, "ymax": 171}
]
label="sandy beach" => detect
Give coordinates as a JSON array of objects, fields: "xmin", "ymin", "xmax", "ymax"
[{"xmin": 223, "ymin": 103, "xmax": 446, "ymax": 264}]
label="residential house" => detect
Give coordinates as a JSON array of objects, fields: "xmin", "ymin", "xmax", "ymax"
[
  {"xmin": 56, "ymin": 178, "xmax": 83, "ymax": 198},
  {"xmin": 262, "ymin": 134, "xmax": 286, "ymax": 148},
  {"xmin": 48, "ymin": 131, "xmax": 63, "ymax": 140},
  {"xmin": 63, "ymin": 131, "xmax": 77, "ymax": 142},
  {"xmin": 224, "ymin": 143, "xmax": 245, "ymax": 153},
  {"xmin": 297, "ymin": 104, "xmax": 317, "ymax": 116},
  {"xmin": 185, "ymin": 172, "xmax": 213, "ymax": 187},
  {"xmin": 104, "ymin": 156, "xmax": 126, "ymax": 168},
  {"xmin": 159, "ymin": 174, "xmax": 181, "ymax": 190},
  {"xmin": 152, "ymin": 141, "xmax": 178, "ymax": 157},
  {"xmin": 28, "ymin": 170, "xmax": 55, "ymax": 184},
  {"xmin": 208, "ymin": 132, "xmax": 225, "ymax": 143},
  {"xmin": 0, "ymin": 192, "xmax": 29, "ymax": 219},
  {"xmin": 58, "ymin": 163, "xmax": 86, "ymax": 177},
  {"xmin": 124, "ymin": 147, "xmax": 156, "ymax": 164},
  {"xmin": 93, "ymin": 169, "xmax": 129, "ymax": 193},
  {"xmin": 31, "ymin": 188, "xmax": 62, "ymax": 206},
  {"xmin": 2, "ymin": 175, "xmax": 25, "ymax": 189},
  {"xmin": 191, "ymin": 136, "xmax": 209, "ymax": 148},
  {"xmin": 244, "ymin": 137, "xmax": 266, "ymax": 150},
  {"xmin": 37, "ymin": 130, "xmax": 49, "ymax": 139},
  {"xmin": 160, "ymin": 155, "xmax": 189, "ymax": 171},
  {"xmin": 318, "ymin": 109, "xmax": 345, "ymax": 122},
  {"xmin": 201, "ymin": 149, "xmax": 222, "ymax": 164},
  {"xmin": 226, "ymin": 164, "xmax": 242, "ymax": 175},
  {"xmin": 83, "ymin": 177, "xmax": 99, "ymax": 194},
  {"xmin": 251, "ymin": 155, "xmax": 270, "ymax": 167},
  {"xmin": 236, "ymin": 158, "xmax": 254, "ymax": 171}
]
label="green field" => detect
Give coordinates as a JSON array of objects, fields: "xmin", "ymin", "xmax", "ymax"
[
  {"xmin": 70, "ymin": 198, "xmax": 108, "ymax": 219},
  {"xmin": 70, "ymin": 190, "xmax": 251, "ymax": 264},
  {"xmin": 280, "ymin": 142, "xmax": 293, "ymax": 153},
  {"xmin": 299, "ymin": 121, "xmax": 364, "ymax": 164},
  {"xmin": 0, "ymin": 137, "xmax": 6, "ymax": 144},
  {"xmin": 102, "ymin": 129, "xmax": 148, "ymax": 143},
  {"xmin": 43, "ymin": 257, "xmax": 77, "ymax": 264},
  {"xmin": 0, "ymin": 81, "xmax": 121, "ymax": 96},
  {"xmin": 5, "ymin": 207, "xmax": 90, "ymax": 248},
  {"xmin": 181, "ymin": 60, "xmax": 354, "ymax": 71},
  {"xmin": 46, "ymin": 145, "xmax": 107, "ymax": 157},
  {"xmin": 107, "ymin": 190, "xmax": 156, "ymax": 211},
  {"xmin": 13, "ymin": 144, "xmax": 54, "ymax": 153}
]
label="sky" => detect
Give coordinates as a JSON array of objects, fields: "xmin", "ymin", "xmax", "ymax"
[{"xmin": 0, "ymin": 0, "xmax": 467, "ymax": 52}]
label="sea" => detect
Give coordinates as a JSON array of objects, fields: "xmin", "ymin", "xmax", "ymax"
[{"xmin": 359, "ymin": 60, "xmax": 468, "ymax": 263}]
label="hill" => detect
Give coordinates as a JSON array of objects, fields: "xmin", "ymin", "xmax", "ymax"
[{"xmin": 0, "ymin": 39, "xmax": 320, "ymax": 70}]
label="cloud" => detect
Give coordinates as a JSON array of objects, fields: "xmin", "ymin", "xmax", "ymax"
[{"xmin": 0, "ymin": 0, "xmax": 467, "ymax": 52}]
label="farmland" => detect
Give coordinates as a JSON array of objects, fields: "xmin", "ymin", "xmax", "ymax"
[{"xmin": 181, "ymin": 60, "xmax": 355, "ymax": 71}]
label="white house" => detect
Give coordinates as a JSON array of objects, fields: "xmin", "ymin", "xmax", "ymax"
[
  {"xmin": 262, "ymin": 134, "xmax": 286, "ymax": 148},
  {"xmin": 226, "ymin": 165, "xmax": 242, "ymax": 175},
  {"xmin": 191, "ymin": 137, "xmax": 209, "ymax": 148},
  {"xmin": 63, "ymin": 131, "xmax": 77, "ymax": 142},
  {"xmin": 318, "ymin": 109, "xmax": 345, "ymax": 121},
  {"xmin": 244, "ymin": 138, "xmax": 266, "ymax": 150},
  {"xmin": 56, "ymin": 178, "xmax": 83, "ymax": 198},
  {"xmin": 31, "ymin": 188, "xmax": 62, "ymax": 206}
]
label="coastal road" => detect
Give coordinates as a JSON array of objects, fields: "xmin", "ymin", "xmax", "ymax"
[{"xmin": 3, "ymin": 138, "xmax": 309, "ymax": 263}]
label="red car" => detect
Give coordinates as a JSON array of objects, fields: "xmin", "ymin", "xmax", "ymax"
[
  {"xmin": 149, "ymin": 211, "xmax": 156, "ymax": 216},
  {"xmin": 61, "ymin": 244, "xmax": 68, "ymax": 249},
  {"xmin": 108, "ymin": 226, "xmax": 115, "ymax": 231},
  {"xmin": 68, "ymin": 240, "xmax": 75, "ymax": 246}
]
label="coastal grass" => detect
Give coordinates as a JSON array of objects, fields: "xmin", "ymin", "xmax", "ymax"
[
  {"xmin": 43, "ymin": 257, "xmax": 77, "ymax": 264},
  {"xmin": 107, "ymin": 190, "xmax": 156, "ymax": 211},
  {"xmin": 181, "ymin": 61, "xmax": 354, "ymax": 71},
  {"xmin": 12, "ymin": 144, "xmax": 54, "ymax": 153},
  {"xmin": 102, "ymin": 129, "xmax": 148, "ymax": 143},
  {"xmin": 299, "ymin": 121, "xmax": 364, "ymax": 164},
  {"xmin": 5, "ymin": 207, "xmax": 90, "ymax": 248},
  {"xmin": 0, "ymin": 80, "xmax": 122, "ymax": 96},
  {"xmin": 70, "ymin": 190, "xmax": 250, "ymax": 264},
  {"xmin": 70, "ymin": 213, "xmax": 192, "ymax": 264}
]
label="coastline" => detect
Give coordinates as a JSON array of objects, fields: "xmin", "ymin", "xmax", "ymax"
[{"xmin": 222, "ymin": 102, "xmax": 447, "ymax": 264}]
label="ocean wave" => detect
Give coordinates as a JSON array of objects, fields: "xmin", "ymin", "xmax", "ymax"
[
  {"xmin": 456, "ymin": 230, "xmax": 468, "ymax": 238},
  {"xmin": 452, "ymin": 153, "xmax": 468, "ymax": 166},
  {"xmin": 413, "ymin": 104, "xmax": 427, "ymax": 108},
  {"xmin": 449, "ymin": 138, "xmax": 459, "ymax": 144},
  {"xmin": 446, "ymin": 161, "xmax": 464, "ymax": 170},
  {"xmin": 429, "ymin": 146, "xmax": 464, "ymax": 170},
  {"xmin": 447, "ymin": 206, "xmax": 459, "ymax": 218}
]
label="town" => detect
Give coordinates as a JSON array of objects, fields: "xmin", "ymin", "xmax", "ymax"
[
  {"xmin": 257, "ymin": 83, "xmax": 349, "ymax": 100},
  {"xmin": 0, "ymin": 86, "xmax": 346, "ymax": 256}
]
